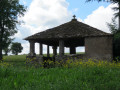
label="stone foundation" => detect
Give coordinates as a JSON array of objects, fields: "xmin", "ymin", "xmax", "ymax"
[
  {"xmin": 26, "ymin": 52, "xmax": 113, "ymax": 67},
  {"xmin": 55, "ymin": 54, "xmax": 86, "ymax": 63}
]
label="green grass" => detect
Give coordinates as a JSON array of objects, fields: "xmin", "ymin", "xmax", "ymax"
[
  {"xmin": 0, "ymin": 55, "xmax": 120, "ymax": 90},
  {"xmin": 0, "ymin": 66, "xmax": 120, "ymax": 90},
  {"xmin": 4, "ymin": 55, "xmax": 26, "ymax": 62}
]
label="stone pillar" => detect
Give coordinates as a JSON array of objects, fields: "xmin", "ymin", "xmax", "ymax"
[
  {"xmin": 70, "ymin": 46, "xmax": 76, "ymax": 54},
  {"xmin": 47, "ymin": 45, "xmax": 50, "ymax": 57},
  {"xmin": 53, "ymin": 46, "xmax": 57, "ymax": 56},
  {"xmin": 29, "ymin": 41, "xmax": 36, "ymax": 56},
  {"xmin": 59, "ymin": 40, "xmax": 64, "ymax": 56},
  {"xmin": 39, "ymin": 43, "xmax": 43, "ymax": 55}
]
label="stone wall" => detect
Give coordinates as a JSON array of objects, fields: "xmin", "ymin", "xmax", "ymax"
[
  {"xmin": 55, "ymin": 54, "xmax": 86, "ymax": 63},
  {"xmin": 85, "ymin": 36, "xmax": 113, "ymax": 61},
  {"xmin": 26, "ymin": 55, "xmax": 44, "ymax": 66}
]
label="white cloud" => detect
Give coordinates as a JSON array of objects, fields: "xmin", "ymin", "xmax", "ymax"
[
  {"xmin": 18, "ymin": 0, "xmax": 72, "ymax": 39},
  {"xmin": 14, "ymin": 30, "xmax": 22, "ymax": 39},
  {"xmin": 84, "ymin": 4, "xmax": 118, "ymax": 33},
  {"xmin": 72, "ymin": 8, "xmax": 78, "ymax": 12},
  {"xmin": 20, "ymin": 43, "xmax": 29, "ymax": 55},
  {"xmin": 78, "ymin": 17, "xmax": 83, "ymax": 22},
  {"xmin": 22, "ymin": 0, "xmax": 71, "ymax": 28}
]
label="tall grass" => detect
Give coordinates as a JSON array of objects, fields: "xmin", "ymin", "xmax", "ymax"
[
  {"xmin": 0, "ymin": 66, "xmax": 120, "ymax": 90},
  {"xmin": 0, "ymin": 55, "xmax": 120, "ymax": 90}
]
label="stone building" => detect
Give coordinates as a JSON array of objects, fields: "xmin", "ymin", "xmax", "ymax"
[{"xmin": 24, "ymin": 16, "xmax": 113, "ymax": 63}]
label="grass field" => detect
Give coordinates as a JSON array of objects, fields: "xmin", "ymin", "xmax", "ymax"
[{"xmin": 0, "ymin": 55, "xmax": 120, "ymax": 90}]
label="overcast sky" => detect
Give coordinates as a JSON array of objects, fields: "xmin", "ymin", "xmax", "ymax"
[{"xmin": 13, "ymin": 0, "xmax": 118, "ymax": 55}]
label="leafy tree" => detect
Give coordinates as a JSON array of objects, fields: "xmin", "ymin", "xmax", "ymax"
[
  {"xmin": 11, "ymin": 42, "xmax": 23, "ymax": 55},
  {"xmin": 2, "ymin": 38, "xmax": 13, "ymax": 56},
  {"xmin": 107, "ymin": 18, "xmax": 119, "ymax": 34},
  {"xmin": 3, "ymin": 41, "xmax": 11, "ymax": 56},
  {"xmin": 107, "ymin": 18, "xmax": 120, "ymax": 60},
  {"xmin": 86, "ymin": 0, "xmax": 120, "ymax": 28},
  {"xmin": 3, "ymin": 48, "xmax": 11, "ymax": 56},
  {"xmin": 113, "ymin": 31, "xmax": 120, "ymax": 60},
  {"xmin": 0, "ymin": 0, "xmax": 26, "ymax": 60}
]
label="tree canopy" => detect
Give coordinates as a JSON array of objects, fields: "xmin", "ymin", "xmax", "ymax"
[
  {"xmin": 86, "ymin": 0, "xmax": 119, "ymax": 3},
  {"xmin": 107, "ymin": 18, "xmax": 119, "ymax": 34},
  {"xmin": 0, "ymin": 0, "xmax": 26, "ymax": 60},
  {"xmin": 3, "ymin": 38, "xmax": 13, "ymax": 56},
  {"xmin": 11, "ymin": 42, "xmax": 23, "ymax": 55}
]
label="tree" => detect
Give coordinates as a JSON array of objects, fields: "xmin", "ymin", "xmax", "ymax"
[
  {"xmin": 107, "ymin": 18, "xmax": 120, "ymax": 60},
  {"xmin": 0, "ymin": 0, "xmax": 26, "ymax": 60},
  {"xmin": 2, "ymin": 37, "xmax": 14, "ymax": 55},
  {"xmin": 3, "ymin": 38, "xmax": 13, "ymax": 56},
  {"xmin": 113, "ymin": 31, "xmax": 120, "ymax": 61},
  {"xmin": 2, "ymin": 31, "xmax": 14, "ymax": 56},
  {"xmin": 3, "ymin": 48, "xmax": 11, "ymax": 56},
  {"xmin": 11, "ymin": 42, "xmax": 23, "ymax": 55},
  {"xmin": 107, "ymin": 18, "xmax": 119, "ymax": 34},
  {"xmin": 86, "ymin": 0, "xmax": 120, "ymax": 29}
]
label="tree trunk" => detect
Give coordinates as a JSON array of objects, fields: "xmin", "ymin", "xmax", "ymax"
[
  {"xmin": 118, "ymin": 2, "xmax": 120, "ymax": 30},
  {"xmin": 16, "ymin": 52, "xmax": 18, "ymax": 55},
  {"xmin": 0, "ymin": 23, "xmax": 3, "ymax": 61},
  {"xmin": 0, "ymin": 43, "xmax": 2, "ymax": 60},
  {"xmin": 0, "ymin": 33, "xmax": 3, "ymax": 60},
  {"xmin": 5, "ymin": 51, "xmax": 8, "ymax": 56}
]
